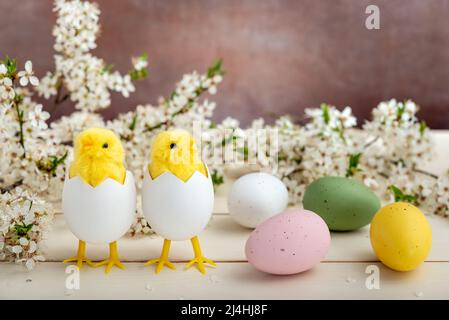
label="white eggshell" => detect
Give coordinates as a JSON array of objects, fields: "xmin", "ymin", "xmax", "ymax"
[
  {"xmin": 228, "ymin": 172, "xmax": 288, "ymax": 228},
  {"xmin": 142, "ymin": 166, "xmax": 214, "ymax": 241},
  {"xmin": 62, "ymin": 171, "xmax": 136, "ymax": 244}
]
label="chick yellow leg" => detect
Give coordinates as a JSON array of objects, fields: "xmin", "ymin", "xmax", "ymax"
[
  {"xmin": 93, "ymin": 241, "xmax": 125, "ymax": 274},
  {"xmin": 145, "ymin": 239, "xmax": 176, "ymax": 274},
  {"xmin": 185, "ymin": 236, "xmax": 216, "ymax": 274},
  {"xmin": 63, "ymin": 240, "xmax": 94, "ymax": 269}
]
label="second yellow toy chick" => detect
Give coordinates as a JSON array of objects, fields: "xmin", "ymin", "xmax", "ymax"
[{"xmin": 142, "ymin": 130, "xmax": 215, "ymax": 274}]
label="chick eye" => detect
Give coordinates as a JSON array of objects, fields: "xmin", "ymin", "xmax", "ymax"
[
  {"xmin": 170, "ymin": 143, "xmax": 176, "ymax": 149},
  {"xmin": 102, "ymin": 143, "xmax": 109, "ymax": 149}
]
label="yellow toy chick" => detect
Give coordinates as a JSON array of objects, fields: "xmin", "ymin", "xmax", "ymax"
[
  {"xmin": 149, "ymin": 129, "xmax": 207, "ymax": 182},
  {"xmin": 63, "ymin": 128, "xmax": 136, "ymax": 273},
  {"xmin": 142, "ymin": 130, "xmax": 215, "ymax": 274},
  {"xmin": 69, "ymin": 128, "xmax": 126, "ymax": 187}
]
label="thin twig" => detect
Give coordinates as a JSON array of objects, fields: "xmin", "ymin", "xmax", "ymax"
[
  {"xmin": 13, "ymin": 101, "xmax": 26, "ymax": 156},
  {"xmin": 282, "ymin": 168, "xmax": 302, "ymax": 179},
  {"xmin": 363, "ymin": 136, "xmax": 379, "ymax": 150},
  {"xmin": 377, "ymin": 171, "xmax": 389, "ymax": 179},
  {"xmin": 414, "ymin": 168, "xmax": 438, "ymax": 179},
  {"xmin": 0, "ymin": 179, "xmax": 23, "ymax": 194},
  {"xmin": 50, "ymin": 77, "xmax": 69, "ymax": 112},
  {"xmin": 143, "ymin": 106, "xmax": 189, "ymax": 133},
  {"xmin": 61, "ymin": 140, "xmax": 73, "ymax": 146}
]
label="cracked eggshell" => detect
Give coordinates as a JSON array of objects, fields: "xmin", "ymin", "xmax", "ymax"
[
  {"xmin": 62, "ymin": 171, "xmax": 136, "ymax": 244},
  {"xmin": 141, "ymin": 166, "xmax": 214, "ymax": 241},
  {"xmin": 245, "ymin": 208, "xmax": 331, "ymax": 275},
  {"xmin": 228, "ymin": 172, "xmax": 288, "ymax": 228}
]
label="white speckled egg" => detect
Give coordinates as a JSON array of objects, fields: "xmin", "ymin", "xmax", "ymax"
[
  {"xmin": 141, "ymin": 166, "xmax": 214, "ymax": 241},
  {"xmin": 62, "ymin": 171, "xmax": 136, "ymax": 244},
  {"xmin": 228, "ymin": 172, "xmax": 289, "ymax": 228}
]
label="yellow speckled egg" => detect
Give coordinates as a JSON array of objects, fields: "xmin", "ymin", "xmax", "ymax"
[{"xmin": 370, "ymin": 202, "xmax": 432, "ymax": 271}]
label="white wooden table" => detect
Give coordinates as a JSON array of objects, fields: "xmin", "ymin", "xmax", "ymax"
[{"xmin": 1, "ymin": 131, "xmax": 449, "ymax": 300}]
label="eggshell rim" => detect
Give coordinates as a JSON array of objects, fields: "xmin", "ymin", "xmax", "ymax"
[
  {"xmin": 65, "ymin": 170, "xmax": 134, "ymax": 189},
  {"xmin": 145, "ymin": 163, "xmax": 211, "ymax": 183}
]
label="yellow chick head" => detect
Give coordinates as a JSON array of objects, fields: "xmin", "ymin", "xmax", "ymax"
[
  {"xmin": 70, "ymin": 128, "xmax": 126, "ymax": 187},
  {"xmin": 74, "ymin": 128, "xmax": 124, "ymax": 163},
  {"xmin": 149, "ymin": 130, "xmax": 207, "ymax": 181}
]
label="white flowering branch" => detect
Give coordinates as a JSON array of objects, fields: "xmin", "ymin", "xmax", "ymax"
[
  {"xmin": 36, "ymin": 0, "xmax": 149, "ymax": 112},
  {"xmin": 0, "ymin": 188, "xmax": 54, "ymax": 269}
]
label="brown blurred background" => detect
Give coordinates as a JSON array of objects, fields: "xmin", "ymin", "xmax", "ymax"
[{"xmin": 1, "ymin": 0, "xmax": 449, "ymax": 127}]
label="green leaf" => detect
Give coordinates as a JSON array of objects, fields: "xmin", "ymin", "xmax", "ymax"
[
  {"xmin": 139, "ymin": 52, "xmax": 149, "ymax": 61},
  {"xmin": 51, "ymin": 151, "xmax": 68, "ymax": 174},
  {"xmin": 14, "ymin": 94, "xmax": 24, "ymax": 105},
  {"xmin": 129, "ymin": 114, "xmax": 138, "ymax": 131},
  {"xmin": 211, "ymin": 170, "xmax": 224, "ymax": 186},
  {"xmin": 419, "ymin": 121, "xmax": 427, "ymax": 137},
  {"xmin": 209, "ymin": 122, "xmax": 217, "ymax": 129},
  {"xmin": 346, "ymin": 153, "xmax": 362, "ymax": 177},
  {"xmin": 389, "ymin": 185, "xmax": 417, "ymax": 204},
  {"xmin": 221, "ymin": 133, "xmax": 237, "ymax": 147},
  {"xmin": 396, "ymin": 101, "xmax": 406, "ymax": 122},
  {"xmin": 102, "ymin": 64, "xmax": 114, "ymax": 74},
  {"xmin": 1, "ymin": 56, "xmax": 17, "ymax": 77},
  {"xmin": 14, "ymin": 222, "xmax": 33, "ymax": 238},
  {"xmin": 139, "ymin": 68, "xmax": 148, "ymax": 79},
  {"xmin": 277, "ymin": 153, "xmax": 287, "ymax": 162},
  {"xmin": 129, "ymin": 69, "xmax": 143, "ymax": 81},
  {"xmin": 321, "ymin": 103, "xmax": 330, "ymax": 125},
  {"xmin": 37, "ymin": 151, "xmax": 68, "ymax": 176},
  {"xmin": 238, "ymin": 146, "xmax": 249, "ymax": 161},
  {"xmin": 207, "ymin": 59, "xmax": 223, "ymax": 78}
]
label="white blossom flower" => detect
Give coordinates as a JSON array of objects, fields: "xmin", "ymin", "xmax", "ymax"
[
  {"xmin": 17, "ymin": 61, "xmax": 39, "ymax": 86},
  {"xmin": 1, "ymin": 102, "xmax": 12, "ymax": 112},
  {"xmin": 12, "ymin": 246, "xmax": 23, "ymax": 254},
  {"xmin": 116, "ymin": 74, "xmax": 135, "ymax": 98},
  {"xmin": 0, "ymin": 77, "xmax": 15, "ymax": 100},
  {"xmin": 0, "ymin": 64, "xmax": 7, "ymax": 75},
  {"xmin": 132, "ymin": 56, "xmax": 148, "ymax": 71},
  {"xmin": 28, "ymin": 104, "xmax": 50, "ymax": 129},
  {"xmin": 19, "ymin": 238, "xmax": 29, "ymax": 246},
  {"xmin": 37, "ymin": 72, "xmax": 59, "ymax": 99}
]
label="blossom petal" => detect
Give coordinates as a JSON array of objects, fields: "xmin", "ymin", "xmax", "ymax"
[
  {"xmin": 19, "ymin": 77, "xmax": 29, "ymax": 86},
  {"xmin": 25, "ymin": 60, "xmax": 33, "ymax": 72},
  {"xmin": 30, "ymin": 76, "xmax": 39, "ymax": 86}
]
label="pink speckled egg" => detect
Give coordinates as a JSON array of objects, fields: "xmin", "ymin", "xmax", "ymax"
[{"xmin": 245, "ymin": 208, "xmax": 331, "ymax": 275}]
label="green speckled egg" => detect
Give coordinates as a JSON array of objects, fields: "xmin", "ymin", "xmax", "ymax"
[{"xmin": 303, "ymin": 176, "xmax": 380, "ymax": 231}]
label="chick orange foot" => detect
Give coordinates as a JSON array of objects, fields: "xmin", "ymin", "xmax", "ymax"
[{"xmin": 63, "ymin": 240, "xmax": 95, "ymax": 269}]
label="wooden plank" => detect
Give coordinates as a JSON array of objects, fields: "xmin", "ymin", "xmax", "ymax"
[
  {"xmin": 1, "ymin": 261, "xmax": 448, "ymax": 299},
  {"xmin": 42, "ymin": 214, "xmax": 449, "ymax": 262}
]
